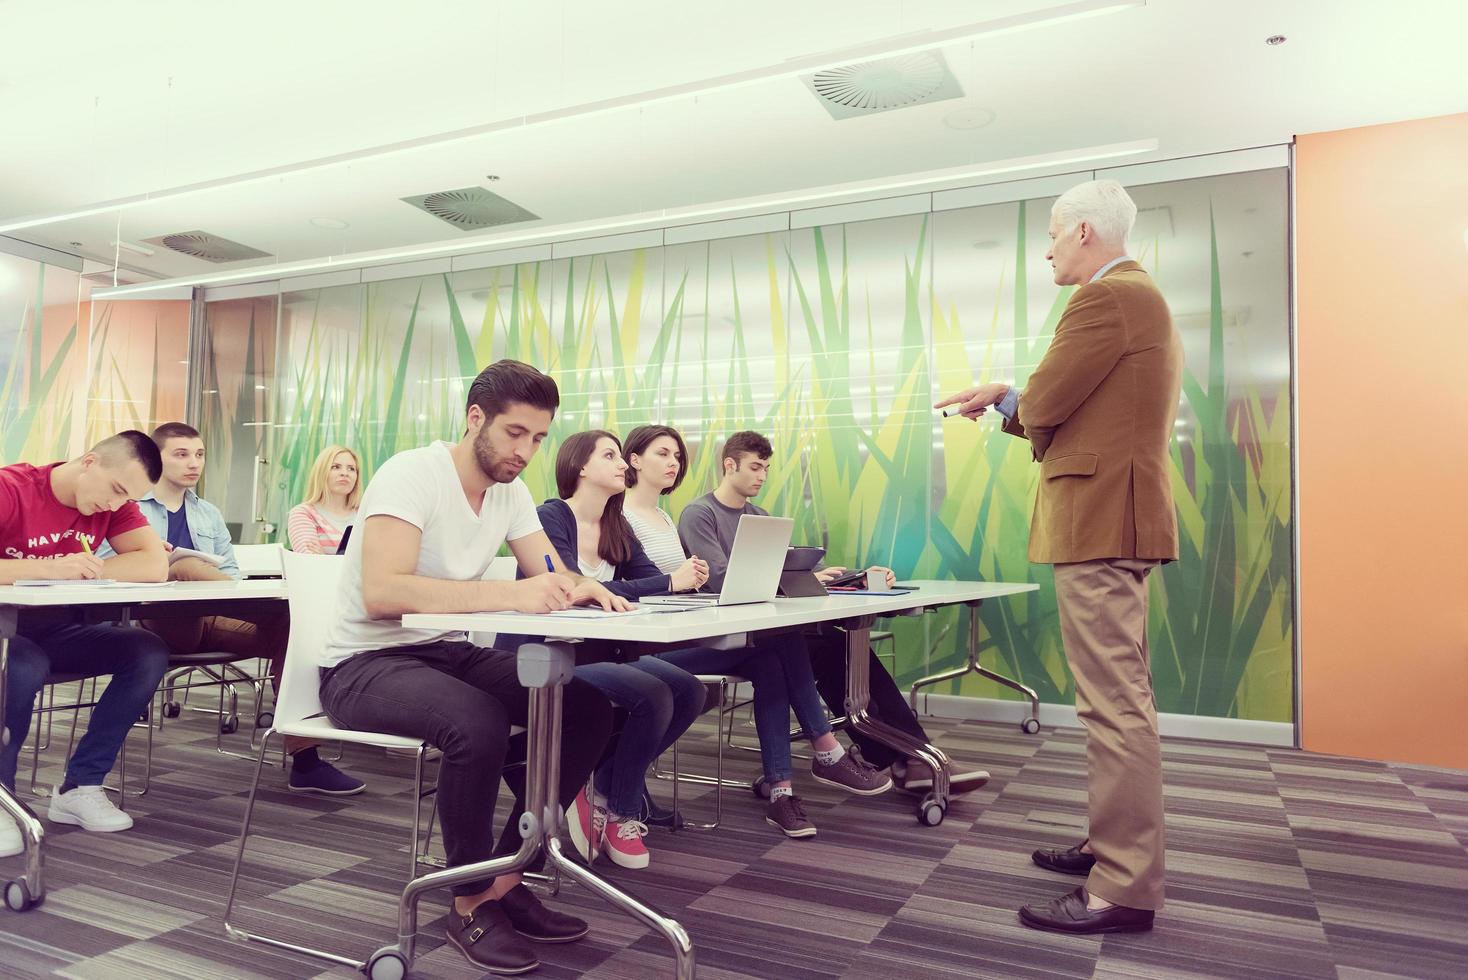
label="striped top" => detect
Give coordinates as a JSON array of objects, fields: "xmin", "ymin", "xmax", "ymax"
[
  {"xmin": 286, "ymin": 502, "xmax": 357, "ymax": 554},
  {"xmin": 625, "ymin": 506, "xmax": 685, "ymax": 574}
]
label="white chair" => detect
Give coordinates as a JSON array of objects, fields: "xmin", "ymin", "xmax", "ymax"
[
  {"xmin": 223, "ymin": 552, "xmax": 435, "ymax": 974},
  {"xmin": 467, "ymin": 555, "xmax": 520, "ymax": 649}
]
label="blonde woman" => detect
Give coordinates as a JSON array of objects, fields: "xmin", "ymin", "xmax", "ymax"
[{"xmin": 287, "ymin": 446, "xmax": 362, "ymax": 554}]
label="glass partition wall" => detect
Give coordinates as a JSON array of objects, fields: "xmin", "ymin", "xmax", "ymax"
[{"xmin": 197, "ymin": 165, "xmax": 1293, "ymax": 726}]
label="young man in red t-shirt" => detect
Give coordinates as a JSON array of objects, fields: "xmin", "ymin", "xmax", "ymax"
[{"xmin": 0, "ymin": 430, "xmax": 171, "ymax": 856}]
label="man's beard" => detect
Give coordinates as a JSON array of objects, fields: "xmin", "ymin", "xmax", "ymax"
[{"xmin": 474, "ymin": 428, "xmax": 523, "ymax": 483}]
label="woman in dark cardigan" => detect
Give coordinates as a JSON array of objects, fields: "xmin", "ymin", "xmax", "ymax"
[{"xmin": 503, "ymin": 431, "xmax": 708, "ymax": 871}]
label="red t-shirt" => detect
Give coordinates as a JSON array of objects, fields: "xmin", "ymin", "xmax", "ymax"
[{"xmin": 0, "ymin": 462, "xmax": 149, "ymax": 563}]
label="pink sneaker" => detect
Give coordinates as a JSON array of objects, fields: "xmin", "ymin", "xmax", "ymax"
[
  {"xmin": 566, "ymin": 787, "xmax": 605, "ymax": 863},
  {"xmin": 602, "ymin": 817, "xmax": 650, "ymax": 869}
]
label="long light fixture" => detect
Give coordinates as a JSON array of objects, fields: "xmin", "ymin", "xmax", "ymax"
[
  {"xmin": 1, "ymin": 0, "xmax": 1143, "ymax": 236},
  {"xmin": 92, "ymin": 138, "xmax": 1157, "ymax": 298}
]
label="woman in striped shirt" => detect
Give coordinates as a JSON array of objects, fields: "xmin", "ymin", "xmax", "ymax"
[
  {"xmin": 621, "ymin": 425, "xmax": 691, "ymax": 572},
  {"xmin": 286, "ymin": 445, "xmax": 362, "ymax": 553}
]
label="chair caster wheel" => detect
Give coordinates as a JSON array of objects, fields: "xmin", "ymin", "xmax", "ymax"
[
  {"xmin": 917, "ymin": 794, "xmax": 946, "ymax": 827},
  {"xmin": 220, "ymin": 717, "xmax": 239, "ymax": 735},
  {"xmin": 365, "ymin": 947, "xmax": 408, "ymax": 980},
  {"xmin": 255, "ymin": 712, "xmax": 274, "ymax": 729},
  {"xmin": 1021, "ymin": 717, "xmax": 1041, "ymax": 735},
  {"xmin": 4, "ymin": 879, "xmax": 39, "ymax": 912},
  {"xmin": 162, "ymin": 702, "xmax": 182, "ymax": 719},
  {"xmin": 751, "ymin": 776, "xmax": 772, "ymax": 800}
]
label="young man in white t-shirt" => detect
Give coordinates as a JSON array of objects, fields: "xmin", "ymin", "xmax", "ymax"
[{"xmin": 318, "ymin": 359, "xmax": 625, "ymax": 975}]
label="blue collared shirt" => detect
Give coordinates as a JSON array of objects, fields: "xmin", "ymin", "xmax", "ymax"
[
  {"xmin": 97, "ymin": 488, "xmax": 241, "ymax": 579},
  {"xmin": 995, "ymin": 256, "xmax": 1133, "ymax": 419}
]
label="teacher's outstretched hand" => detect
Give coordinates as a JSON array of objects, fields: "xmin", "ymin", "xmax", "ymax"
[{"xmin": 934, "ymin": 382, "xmax": 1010, "ymax": 421}]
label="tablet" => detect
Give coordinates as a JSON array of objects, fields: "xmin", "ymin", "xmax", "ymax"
[{"xmin": 784, "ymin": 546, "xmax": 826, "ymax": 572}]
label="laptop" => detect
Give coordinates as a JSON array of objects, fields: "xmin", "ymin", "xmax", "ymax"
[{"xmin": 641, "ymin": 515, "xmax": 794, "ymax": 607}]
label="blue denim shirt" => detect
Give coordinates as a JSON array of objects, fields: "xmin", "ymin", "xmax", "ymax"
[{"xmin": 97, "ymin": 489, "xmax": 240, "ymax": 579}]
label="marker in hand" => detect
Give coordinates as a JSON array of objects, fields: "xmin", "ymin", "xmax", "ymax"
[
  {"xmin": 80, "ymin": 536, "xmax": 93, "ymax": 555},
  {"xmin": 544, "ymin": 554, "xmax": 555, "ymax": 574}
]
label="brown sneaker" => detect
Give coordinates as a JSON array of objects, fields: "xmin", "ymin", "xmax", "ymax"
[
  {"xmin": 765, "ymin": 794, "xmax": 817, "ymax": 838},
  {"xmin": 811, "ymin": 752, "xmax": 893, "ymax": 796},
  {"xmin": 894, "ymin": 760, "xmax": 990, "ymax": 796}
]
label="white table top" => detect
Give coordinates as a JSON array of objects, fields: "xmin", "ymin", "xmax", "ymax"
[
  {"xmin": 403, "ymin": 580, "xmax": 1037, "ymax": 645},
  {"xmin": 0, "ymin": 579, "xmax": 287, "ymax": 607}
]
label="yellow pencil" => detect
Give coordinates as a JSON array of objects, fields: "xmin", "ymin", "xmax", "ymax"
[{"xmin": 80, "ymin": 536, "xmax": 93, "ymax": 555}]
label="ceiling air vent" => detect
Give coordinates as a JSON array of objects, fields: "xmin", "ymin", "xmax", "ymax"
[
  {"xmin": 400, "ymin": 186, "xmax": 539, "ymax": 231},
  {"xmin": 142, "ymin": 231, "xmax": 272, "ymax": 263},
  {"xmin": 802, "ymin": 50, "xmax": 964, "ymax": 120}
]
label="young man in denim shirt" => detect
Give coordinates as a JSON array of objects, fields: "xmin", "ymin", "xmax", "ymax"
[{"xmin": 109, "ymin": 423, "xmax": 364, "ymax": 795}]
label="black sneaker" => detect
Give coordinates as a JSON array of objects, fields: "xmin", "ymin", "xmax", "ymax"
[
  {"xmin": 498, "ymin": 883, "xmax": 589, "ymax": 943},
  {"xmin": 639, "ymin": 786, "xmax": 685, "ymax": 830},
  {"xmin": 287, "ymin": 759, "xmax": 366, "ymax": 796},
  {"xmin": 811, "ymin": 752, "xmax": 893, "ymax": 796},
  {"xmin": 765, "ymin": 794, "xmax": 817, "ymax": 839},
  {"xmin": 445, "ymin": 899, "xmax": 539, "ymax": 975}
]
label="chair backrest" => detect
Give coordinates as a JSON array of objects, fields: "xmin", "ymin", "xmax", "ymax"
[
  {"xmin": 468, "ymin": 555, "xmax": 521, "ymax": 648},
  {"xmin": 277, "ymin": 551, "xmax": 346, "ymax": 725},
  {"xmin": 485, "ymin": 555, "xmax": 518, "ymax": 581},
  {"xmin": 235, "ymin": 543, "xmax": 284, "ymax": 578}
]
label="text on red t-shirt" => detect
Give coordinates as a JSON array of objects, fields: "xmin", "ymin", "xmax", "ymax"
[{"xmin": 0, "ymin": 462, "xmax": 149, "ymax": 562}]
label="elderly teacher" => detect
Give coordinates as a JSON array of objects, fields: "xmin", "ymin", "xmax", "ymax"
[{"xmin": 936, "ymin": 178, "xmax": 1183, "ymax": 935}]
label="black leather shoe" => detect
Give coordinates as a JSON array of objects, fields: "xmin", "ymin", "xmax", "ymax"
[
  {"xmin": 498, "ymin": 883, "xmax": 590, "ymax": 943},
  {"xmin": 445, "ymin": 900, "xmax": 539, "ymax": 974},
  {"xmin": 1032, "ymin": 841, "xmax": 1096, "ymax": 876},
  {"xmin": 1019, "ymin": 886, "xmax": 1154, "ymax": 934}
]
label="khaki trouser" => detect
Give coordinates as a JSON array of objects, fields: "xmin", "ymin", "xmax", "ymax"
[
  {"xmin": 141, "ymin": 557, "xmax": 313, "ymax": 754},
  {"xmin": 1052, "ymin": 557, "xmax": 1165, "ymax": 910}
]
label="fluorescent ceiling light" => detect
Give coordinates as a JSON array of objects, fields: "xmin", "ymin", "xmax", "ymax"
[
  {"xmin": 0, "ymin": 0, "xmax": 1143, "ymax": 235},
  {"xmin": 92, "ymin": 138, "xmax": 1156, "ymax": 298}
]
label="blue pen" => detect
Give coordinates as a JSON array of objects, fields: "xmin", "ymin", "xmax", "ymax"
[{"xmin": 544, "ymin": 554, "xmax": 555, "ymax": 574}]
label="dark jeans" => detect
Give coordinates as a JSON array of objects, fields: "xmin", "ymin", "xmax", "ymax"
[
  {"xmin": 573, "ymin": 657, "xmax": 704, "ymax": 817},
  {"xmin": 319, "ymin": 640, "xmax": 613, "ymax": 897},
  {"xmin": 656, "ymin": 631, "xmax": 833, "ymax": 783},
  {"xmin": 806, "ymin": 627, "xmax": 930, "ymax": 770},
  {"xmin": 1, "ymin": 615, "xmax": 170, "ymax": 791}
]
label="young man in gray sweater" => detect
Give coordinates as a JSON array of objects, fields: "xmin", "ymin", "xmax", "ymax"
[{"xmin": 679, "ymin": 431, "xmax": 990, "ymax": 798}]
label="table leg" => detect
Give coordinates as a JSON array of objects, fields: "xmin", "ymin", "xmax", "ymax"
[
  {"xmin": 906, "ymin": 600, "xmax": 1042, "ymax": 734},
  {"xmin": 840, "ymin": 614, "xmax": 953, "ymax": 824},
  {"xmin": 374, "ymin": 641, "xmax": 696, "ymax": 978},
  {"xmin": 1, "ymin": 609, "xmax": 46, "ymax": 911}
]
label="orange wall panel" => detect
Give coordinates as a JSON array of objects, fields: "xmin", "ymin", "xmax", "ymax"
[{"xmin": 1296, "ymin": 112, "xmax": 1468, "ymax": 768}]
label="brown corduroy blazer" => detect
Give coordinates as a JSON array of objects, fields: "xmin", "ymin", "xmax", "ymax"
[{"xmin": 1001, "ymin": 260, "xmax": 1184, "ymax": 565}]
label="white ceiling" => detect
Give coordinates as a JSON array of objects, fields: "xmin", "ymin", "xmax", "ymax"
[{"xmin": 1, "ymin": 0, "xmax": 1464, "ymax": 286}]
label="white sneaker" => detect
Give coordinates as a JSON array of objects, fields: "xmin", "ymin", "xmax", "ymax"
[
  {"xmin": 0, "ymin": 811, "xmax": 24, "ymax": 857},
  {"xmin": 47, "ymin": 785, "xmax": 134, "ymax": 832}
]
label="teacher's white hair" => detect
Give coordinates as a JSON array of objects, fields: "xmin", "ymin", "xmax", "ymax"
[{"xmin": 1051, "ymin": 179, "xmax": 1137, "ymax": 247}]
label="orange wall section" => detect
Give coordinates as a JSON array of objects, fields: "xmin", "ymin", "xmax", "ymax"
[{"xmin": 1296, "ymin": 113, "xmax": 1468, "ymax": 769}]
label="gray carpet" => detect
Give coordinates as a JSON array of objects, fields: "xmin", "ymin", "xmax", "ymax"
[{"xmin": 1, "ymin": 682, "xmax": 1465, "ymax": 979}]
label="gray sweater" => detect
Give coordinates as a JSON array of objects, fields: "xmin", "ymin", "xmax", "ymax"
[{"xmin": 676, "ymin": 492, "xmax": 767, "ymax": 592}]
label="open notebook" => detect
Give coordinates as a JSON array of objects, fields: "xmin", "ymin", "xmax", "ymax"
[{"xmin": 11, "ymin": 580, "xmax": 176, "ymax": 588}]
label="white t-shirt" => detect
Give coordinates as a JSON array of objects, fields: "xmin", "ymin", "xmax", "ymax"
[
  {"xmin": 321, "ymin": 441, "xmax": 543, "ymax": 668},
  {"xmin": 625, "ymin": 506, "xmax": 685, "ymax": 575},
  {"xmin": 577, "ymin": 556, "xmax": 614, "ymax": 582}
]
